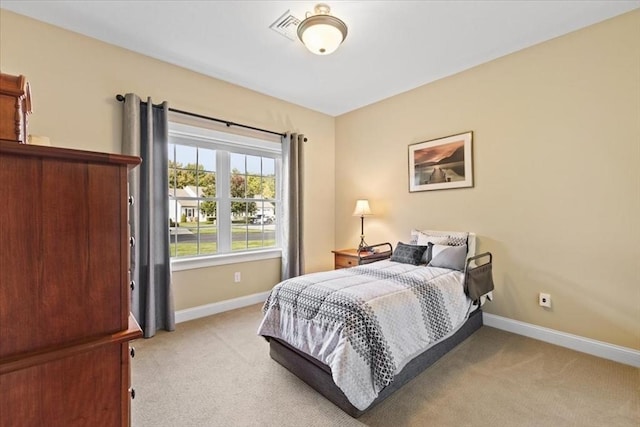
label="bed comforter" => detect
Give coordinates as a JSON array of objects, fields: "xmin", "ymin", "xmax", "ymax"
[{"xmin": 257, "ymin": 260, "xmax": 473, "ymax": 410}]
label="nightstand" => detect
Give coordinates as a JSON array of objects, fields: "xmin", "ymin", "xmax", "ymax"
[
  {"xmin": 332, "ymin": 243, "xmax": 393, "ymax": 269},
  {"xmin": 331, "ymin": 248, "xmax": 361, "ymax": 269}
]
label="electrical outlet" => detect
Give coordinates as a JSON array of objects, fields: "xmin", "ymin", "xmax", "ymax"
[
  {"xmin": 539, "ymin": 293, "xmax": 551, "ymax": 308},
  {"xmin": 234, "ymin": 272, "xmax": 241, "ymax": 283}
]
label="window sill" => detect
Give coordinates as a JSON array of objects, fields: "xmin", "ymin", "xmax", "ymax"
[{"xmin": 171, "ymin": 248, "xmax": 282, "ymax": 272}]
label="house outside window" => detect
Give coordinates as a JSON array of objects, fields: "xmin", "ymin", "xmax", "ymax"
[{"xmin": 168, "ymin": 122, "xmax": 282, "ymax": 267}]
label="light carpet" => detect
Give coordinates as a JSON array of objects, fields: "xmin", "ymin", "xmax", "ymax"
[{"xmin": 131, "ymin": 304, "xmax": 639, "ymax": 426}]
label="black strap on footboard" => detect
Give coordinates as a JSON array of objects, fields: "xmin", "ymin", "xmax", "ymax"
[
  {"xmin": 464, "ymin": 252, "xmax": 494, "ymax": 302},
  {"xmin": 358, "ymin": 242, "xmax": 393, "ymax": 265}
]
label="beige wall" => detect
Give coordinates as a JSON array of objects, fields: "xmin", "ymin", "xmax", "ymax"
[
  {"xmin": 0, "ymin": 10, "xmax": 336, "ymax": 311},
  {"xmin": 335, "ymin": 10, "xmax": 640, "ymax": 349},
  {"xmin": 3, "ymin": 9, "xmax": 638, "ymax": 349}
]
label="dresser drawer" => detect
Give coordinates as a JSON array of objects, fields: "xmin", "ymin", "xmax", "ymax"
[
  {"xmin": 334, "ymin": 253, "xmax": 359, "ymax": 269},
  {"xmin": 0, "ymin": 158, "xmax": 126, "ymax": 359},
  {"xmin": 0, "ymin": 343, "xmax": 122, "ymax": 426}
]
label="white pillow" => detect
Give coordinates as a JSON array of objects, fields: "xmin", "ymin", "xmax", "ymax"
[
  {"xmin": 410, "ymin": 229, "xmax": 468, "ymax": 247},
  {"xmin": 416, "ymin": 233, "xmax": 449, "ymax": 246},
  {"xmin": 410, "ymin": 229, "xmax": 450, "ymax": 244}
]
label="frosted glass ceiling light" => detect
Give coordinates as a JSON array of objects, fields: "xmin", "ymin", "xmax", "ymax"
[{"xmin": 297, "ymin": 3, "xmax": 348, "ymax": 55}]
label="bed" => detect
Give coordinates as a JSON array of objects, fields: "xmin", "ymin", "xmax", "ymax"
[{"xmin": 257, "ymin": 230, "xmax": 494, "ymax": 417}]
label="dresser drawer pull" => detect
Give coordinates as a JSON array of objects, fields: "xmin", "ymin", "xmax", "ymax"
[
  {"xmin": 129, "ymin": 236, "xmax": 135, "ymax": 247},
  {"xmin": 130, "ymin": 281, "xmax": 135, "ymax": 291},
  {"xmin": 130, "ymin": 347, "xmax": 135, "ymax": 358},
  {"xmin": 128, "ymin": 196, "xmax": 135, "ymax": 206}
]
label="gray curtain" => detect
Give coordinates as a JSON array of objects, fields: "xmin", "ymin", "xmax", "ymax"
[
  {"xmin": 281, "ymin": 133, "xmax": 305, "ymax": 280},
  {"xmin": 122, "ymin": 93, "xmax": 175, "ymax": 338}
]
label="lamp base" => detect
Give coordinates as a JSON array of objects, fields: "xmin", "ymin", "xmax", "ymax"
[{"xmin": 357, "ymin": 235, "xmax": 369, "ymax": 253}]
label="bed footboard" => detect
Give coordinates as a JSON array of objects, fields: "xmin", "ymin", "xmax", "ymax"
[
  {"xmin": 465, "ymin": 252, "xmax": 494, "ymax": 302},
  {"xmin": 268, "ymin": 308, "xmax": 483, "ymax": 418}
]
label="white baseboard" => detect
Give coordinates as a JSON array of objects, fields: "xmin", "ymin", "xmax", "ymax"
[
  {"xmin": 483, "ymin": 313, "xmax": 640, "ymax": 368},
  {"xmin": 175, "ymin": 291, "xmax": 270, "ymax": 324},
  {"xmin": 175, "ymin": 297, "xmax": 640, "ymax": 367}
]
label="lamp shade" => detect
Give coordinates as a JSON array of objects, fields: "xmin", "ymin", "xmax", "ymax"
[
  {"xmin": 352, "ymin": 199, "xmax": 372, "ymax": 217},
  {"xmin": 297, "ymin": 4, "xmax": 348, "ymax": 55}
]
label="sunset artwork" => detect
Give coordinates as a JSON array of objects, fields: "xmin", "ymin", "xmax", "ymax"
[{"xmin": 408, "ymin": 132, "xmax": 473, "ymax": 192}]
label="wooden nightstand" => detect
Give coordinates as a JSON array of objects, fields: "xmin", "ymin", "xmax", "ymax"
[
  {"xmin": 331, "ymin": 248, "xmax": 361, "ymax": 269},
  {"xmin": 332, "ymin": 243, "xmax": 393, "ymax": 269}
]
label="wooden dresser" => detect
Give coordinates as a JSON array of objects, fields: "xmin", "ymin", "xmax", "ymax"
[
  {"xmin": 0, "ymin": 73, "xmax": 32, "ymax": 143},
  {"xmin": 0, "ymin": 141, "xmax": 142, "ymax": 426}
]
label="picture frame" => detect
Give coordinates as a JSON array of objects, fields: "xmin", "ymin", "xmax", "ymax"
[{"xmin": 408, "ymin": 131, "xmax": 473, "ymax": 192}]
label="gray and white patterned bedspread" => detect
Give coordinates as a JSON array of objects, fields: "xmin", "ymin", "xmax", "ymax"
[{"xmin": 257, "ymin": 260, "xmax": 473, "ymax": 410}]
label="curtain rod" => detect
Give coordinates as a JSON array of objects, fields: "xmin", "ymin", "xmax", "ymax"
[{"xmin": 115, "ymin": 94, "xmax": 285, "ymax": 137}]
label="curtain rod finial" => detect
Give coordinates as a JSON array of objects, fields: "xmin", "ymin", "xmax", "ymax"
[{"xmin": 116, "ymin": 94, "xmax": 125, "ymax": 102}]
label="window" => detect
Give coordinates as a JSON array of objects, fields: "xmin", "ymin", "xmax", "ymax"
[{"xmin": 168, "ymin": 122, "xmax": 281, "ymax": 263}]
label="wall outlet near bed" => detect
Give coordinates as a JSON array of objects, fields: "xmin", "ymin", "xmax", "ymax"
[
  {"xmin": 539, "ymin": 293, "xmax": 551, "ymax": 308},
  {"xmin": 234, "ymin": 272, "xmax": 241, "ymax": 283}
]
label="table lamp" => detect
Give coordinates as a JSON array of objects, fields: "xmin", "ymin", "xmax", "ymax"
[{"xmin": 352, "ymin": 199, "xmax": 372, "ymax": 253}]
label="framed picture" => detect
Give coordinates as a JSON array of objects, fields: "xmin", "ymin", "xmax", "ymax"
[{"xmin": 408, "ymin": 131, "xmax": 473, "ymax": 192}]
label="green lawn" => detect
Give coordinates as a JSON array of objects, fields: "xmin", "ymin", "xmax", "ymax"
[
  {"xmin": 180, "ymin": 223, "xmax": 272, "ymax": 234},
  {"xmin": 170, "ymin": 222, "xmax": 276, "ymax": 257},
  {"xmin": 170, "ymin": 238, "xmax": 276, "ymax": 257}
]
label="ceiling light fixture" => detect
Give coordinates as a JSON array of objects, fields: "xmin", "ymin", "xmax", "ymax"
[{"xmin": 297, "ymin": 3, "xmax": 348, "ymax": 55}]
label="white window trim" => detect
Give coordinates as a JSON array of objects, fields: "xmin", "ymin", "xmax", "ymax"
[
  {"xmin": 170, "ymin": 248, "xmax": 282, "ymax": 272},
  {"xmin": 168, "ymin": 122, "xmax": 283, "ymax": 270},
  {"xmin": 170, "ymin": 122, "xmax": 281, "ymax": 155}
]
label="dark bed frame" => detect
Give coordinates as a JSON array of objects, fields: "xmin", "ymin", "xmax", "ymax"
[
  {"xmin": 266, "ymin": 307, "xmax": 483, "ymax": 418},
  {"xmin": 264, "ymin": 250, "xmax": 493, "ymax": 418}
]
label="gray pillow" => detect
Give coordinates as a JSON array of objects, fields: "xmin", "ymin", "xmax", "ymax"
[
  {"xmin": 416, "ymin": 234, "xmax": 449, "ymax": 263},
  {"xmin": 428, "ymin": 243, "xmax": 468, "ymax": 271},
  {"xmin": 390, "ymin": 242, "xmax": 428, "ymax": 266}
]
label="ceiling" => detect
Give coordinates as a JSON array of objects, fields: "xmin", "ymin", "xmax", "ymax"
[{"xmin": 2, "ymin": 1, "xmax": 639, "ymax": 116}]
